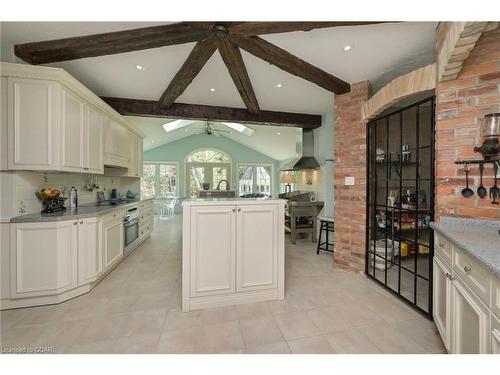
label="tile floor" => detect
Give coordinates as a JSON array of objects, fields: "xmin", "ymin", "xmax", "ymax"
[{"xmin": 0, "ymin": 215, "xmax": 446, "ymax": 354}]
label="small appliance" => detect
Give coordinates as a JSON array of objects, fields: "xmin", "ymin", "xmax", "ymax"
[
  {"xmin": 123, "ymin": 207, "xmax": 140, "ymax": 256},
  {"xmin": 110, "ymin": 189, "xmax": 118, "ymax": 204},
  {"xmin": 474, "ymin": 113, "xmax": 500, "ymax": 159}
]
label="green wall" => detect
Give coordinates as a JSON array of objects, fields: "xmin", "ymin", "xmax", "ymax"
[{"xmin": 143, "ymin": 133, "xmax": 280, "ymax": 198}]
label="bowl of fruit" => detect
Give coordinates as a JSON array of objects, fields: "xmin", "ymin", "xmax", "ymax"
[{"xmin": 36, "ymin": 187, "xmax": 61, "ymax": 200}]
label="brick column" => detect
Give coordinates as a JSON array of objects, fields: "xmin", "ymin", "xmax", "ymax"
[
  {"xmin": 334, "ymin": 81, "xmax": 371, "ymax": 273},
  {"xmin": 435, "ymin": 26, "xmax": 500, "ymax": 220}
]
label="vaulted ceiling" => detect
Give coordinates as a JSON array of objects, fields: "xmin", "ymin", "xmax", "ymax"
[{"xmin": 0, "ymin": 22, "xmax": 437, "ymax": 115}]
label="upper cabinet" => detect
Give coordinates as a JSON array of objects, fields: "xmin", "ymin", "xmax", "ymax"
[
  {"xmin": 0, "ymin": 63, "xmax": 143, "ymax": 174},
  {"xmin": 6, "ymin": 77, "xmax": 61, "ymax": 170},
  {"xmin": 103, "ymin": 118, "xmax": 130, "ymax": 168}
]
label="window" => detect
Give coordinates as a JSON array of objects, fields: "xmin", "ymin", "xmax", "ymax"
[
  {"xmin": 185, "ymin": 149, "xmax": 231, "ymax": 196},
  {"xmin": 280, "ymin": 171, "xmax": 297, "ymax": 193},
  {"xmin": 238, "ymin": 164, "xmax": 273, "ymax": 197},
  {"xmin": 140, "ymin": 162, "xmax": 177, "ymax": 198}
]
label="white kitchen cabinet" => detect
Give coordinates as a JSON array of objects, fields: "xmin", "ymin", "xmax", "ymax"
[
  {"xmin": 236, "ymin": 204, "xmax": 278, "ymax": 292},
  {"xmin": 451, "ymin": 276, "xmax": 490, "ymax": 354},
  {"xmin": 1, "ymin": 77, "xmax": 8, "ymax": 170},
  {"xmin": 7, "ymin": 77, "xmax": 60, "ymax": 170},
  {"xmin": 491, "ymin": 314, "xmax": 500, "ymax": 354},
  {"xmin": 86, "ymin": 105, "xmax": 104, "ymax": 174},
  {"xmin": 103, "ymin": 118, "xmax": 130, "ymax": 168},
  {"xmin": 182, "ymin": 199, "xmax": 285, "ymax": 312},
  {"xmin": 433, "ymin": 255, "xmax": 452, "ymax": 351},
  {"xmin": 10, "ymin": 220, "xmax": 78, "ymax": 298},
  {"xmin": 77, "ymin": 217, "xmax": 103, "ymax": 285},
  {"xmin": 189, "ymin": 205, "xmax": 236, "ymax": 297},
  {"xmin": 60, "ymin": 87, "xmax": 86, "ymax": 172},
  {"xmin": 103, "ymin": 211, "xmax": 124, "ymax": 271},
  {"xmin": 127, "ymin": 134, "xmax": 143, "ymax": 177}
]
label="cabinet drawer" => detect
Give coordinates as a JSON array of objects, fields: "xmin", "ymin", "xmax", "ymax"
[
  {"xmin": 435, "ymin": 234, "xmax": 453, "ymax": 265},
  {"xmin": 453, "ymin": 247, "xmax": 491, "ymax": 305},
  {"xmin": 492, "ymin": 313, "xmax": 500, "ymax": 354},
  {"xmin": 492, "ymin": 276, "xmax": 500, "ymax": 318}
]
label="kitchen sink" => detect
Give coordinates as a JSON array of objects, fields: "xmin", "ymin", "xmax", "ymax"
[{"xmin": 197, "ymin": 190, "xmax": 236, "ymax": 198}]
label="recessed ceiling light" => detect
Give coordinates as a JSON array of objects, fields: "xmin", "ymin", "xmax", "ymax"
[
  {"xmin": 343, "ymin": 45, "xmax": 352, "ymax": 52},
  {"xmin": 210, "ymin": 88, "xmax": 215, "ymax": 92},
  {"xmin": 277, "ymin": 132, "xmax": 281, "ymax": 136},
  {"xmin": 276, "ymin": 83, "xmax": 283, "ymax": 88},
  {"xmin": 136, "ymin": 65, "xmax": 144, "ymax": 70}
]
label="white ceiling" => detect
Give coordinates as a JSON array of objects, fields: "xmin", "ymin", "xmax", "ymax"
[
  {"xmin": 0, "ymin": 22, "xmax": 437, "ymax": 114},
  {"xmin": 126, "ymin": 115, "xmax": 300, "ymax": 161}
]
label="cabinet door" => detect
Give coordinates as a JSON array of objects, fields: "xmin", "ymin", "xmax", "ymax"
[
  {"xmin": 60, "ymin": 88, "xmax": 86, "ymax": 171},
  {"xmin": 190, "ymin": 205, "xmax": 236, "ymax": 297},
  {"xmin": 492, "ymin": 314, "xmax": 500, "ymax": 354},
  {"xmin": 236, "ymin": 204, "xmax": 278, "ymax": 292},
  {"xmin": 78, "ymin": 217, "xmax": 103, "ymax": 285},
  {"xmin": 86, "ymin": 105, "xmax": 103, "ymax": 174},
  {"xmin": 137, "ymin": 136, "xmax": 143, "ymax": 177},
  {"xmin": 451, "ymin": 277, "xmax": 490, "ymax": 353},
  {"xmin": 10, "ymin": 220, "xmax": 78, "ymax": 298},
  {"xmin": 7, "ymin": 78, "xmax": 60, "ymax": 170},
  {"xmin": 103, "ymin": 216, "xmax": 124, "ymax": 271},
  {"xmin": 433, "ymin": 256, "xmax": 452, "ymax": 351},
  {"xmin": 127, "ymin": 135, "xmax": 138, "ymax": 177}
]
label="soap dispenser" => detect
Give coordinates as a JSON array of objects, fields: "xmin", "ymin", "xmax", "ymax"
[{"xmin": 70, "ymin": 187, "xmax": 78, "ymax": 209}]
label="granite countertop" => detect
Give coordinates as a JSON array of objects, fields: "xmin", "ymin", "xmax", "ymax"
[
  {"xmin": 182, "ymin": 197, "xmax": 285, "ymax": 205},
  {"xmin": 430, "ymin": 217, "xmax": 500, "ymax": 278},
  {"xmin": 10, "ymin": 198, "xmax": 154, "ymax": 223}
]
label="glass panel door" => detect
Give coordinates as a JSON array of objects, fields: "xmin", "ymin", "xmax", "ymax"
[{"xmin": 366, "ymin": 97, "xmax": 435, "ymax": 317}]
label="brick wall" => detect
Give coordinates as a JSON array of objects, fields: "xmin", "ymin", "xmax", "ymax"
[
  {"xmin": 435, "ymin": 27, "xmax": 500, "ymax": 220},
  {"xmin": 333, "ymin": 81, "xmax": 371, "ymax": 273}
]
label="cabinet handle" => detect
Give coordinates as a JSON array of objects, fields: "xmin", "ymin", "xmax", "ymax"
[
  {"xmin": 232, "ymin": 208, "xmax": 236, "ymax": 213},
  {"xmin": 73, "ymin": 221, "xmax": 77, "ymax": 225},
  {"xmin": 238, "ymin": 208, "xmax": 241, "ymax": 212},
  {"xmin": 464, "ymin": 266, "xmax": 472, "ymax": 274},
  {"xmin": 80, "ymin": 220, "xmax": 83, "ymax": 224}
]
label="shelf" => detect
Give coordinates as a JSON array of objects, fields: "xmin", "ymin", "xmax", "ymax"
[{"xmin": 454, "ymin": 159, "xmax": 500, "ymax": 165}]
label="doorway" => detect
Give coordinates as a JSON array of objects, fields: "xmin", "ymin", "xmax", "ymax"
[{"xmin": 366, "ymin": 97, "xmax": 435, "ymax": 316}]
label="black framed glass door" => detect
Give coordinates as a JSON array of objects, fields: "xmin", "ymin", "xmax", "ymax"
[{"xmin": 366, "ymin": 97, "xmax": 435, "ymax": 317}]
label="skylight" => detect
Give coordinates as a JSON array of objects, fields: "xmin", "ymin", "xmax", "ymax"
[
  {"xmin": 162, "ymin": 119, "xmax": 193, "ymax": 132},
  {"xmin": 222, "ymin": 122, "xmax": 255, "ymax": 136}
]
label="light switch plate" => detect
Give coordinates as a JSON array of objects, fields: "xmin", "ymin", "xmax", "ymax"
[{"xmin": 345, "ymin": 176, "xmax": 355, "ymax": 186}]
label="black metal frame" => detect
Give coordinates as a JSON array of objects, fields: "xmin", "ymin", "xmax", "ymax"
[{"xmin": 365, "ymin": 97, "xmax": 436, "ymax": 318}]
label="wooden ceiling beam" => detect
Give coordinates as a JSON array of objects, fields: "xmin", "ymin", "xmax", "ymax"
[
  {"xmin": 230, "ymin": 35, "xmax": 350, "ymax": 94},
  {"xmin": 217, "ymin": 40, "xmax": 260, "ymax": 114},
  {"xmin": 229, "ymin": 21, "xmax": 387, "ymax": 36},
  {"xmin": 101, "ymin": 97, "xmax": 321, "ymax": 129},
  {"xmin": 159, "ymin": 39, "xmax": 217, "ymax": 108},
  {"xmin": 14, "ymin": 22, "xmax": 211, "ymax": 64}
]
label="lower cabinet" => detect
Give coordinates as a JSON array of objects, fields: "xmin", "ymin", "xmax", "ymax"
[
  {"xmin": 451, "ymin": 277, "xmax": 490, "ymax": 354},
  {"xmin": 189, "ymin": 205, "xmax": 236, "ymax": 297},
  {"xmin": 433, "ymin": 255, "xmax": 452, "ymax": 351},
  {"xmin": 10, "ymin": 220, "xmax": 78, "ymax": 298},
  {"xmin": 183, "ymin": 200, "xmax": 284, "ymax": 312},
  {"xmin": 103, "ymin": 212, "xmax": 124, "ymax": 271},
  {"xmin": 78, "ymin": 217, "xmax": 103, "ymax": 285},
  {"xmin": 236, "ymin": 204, "xmax": 278, "ymax": 292},
  {"xmin": 433, "ymin": 234, "xmax": 498, "ymax": 354}
]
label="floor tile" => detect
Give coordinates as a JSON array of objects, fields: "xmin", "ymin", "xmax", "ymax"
[
  {"xmin": 239, "ymin": 316, "xmax": 284, "ymax": 348},
  {"xmin": 288, "ymin": 335, "xmax": 336, "ymax": 354},
  {"xmin": 274, "ymin": 312, "xmax": 321, "ymax": 340}
]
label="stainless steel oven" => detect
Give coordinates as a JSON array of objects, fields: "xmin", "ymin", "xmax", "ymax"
[{"xmin": 123, "ymin": 207, "xmax": 140, "ymax": 256}]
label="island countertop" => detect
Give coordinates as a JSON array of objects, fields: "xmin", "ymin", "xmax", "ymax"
[
  {"xmin": 10, "ymin": 198, "xmax": 154, "ymax": 223},
  {"xmin": 430, "ymin": 217, "xmax": 500, "ymax": 278},
  {"xmin": 182, "ymin": 197, "xmax": 285, "ymax": 206}
]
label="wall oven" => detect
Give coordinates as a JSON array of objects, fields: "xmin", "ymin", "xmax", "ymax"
[{"xmin": 123, "ymin": 207, "xmax": 140, "ymax": 256}]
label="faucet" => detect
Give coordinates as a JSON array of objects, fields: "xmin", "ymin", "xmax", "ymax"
[{"xmin": 216, "ymin": 179, "xmax": 230, "ymax": 191}]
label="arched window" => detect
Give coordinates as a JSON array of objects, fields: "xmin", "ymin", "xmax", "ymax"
[{"xmin": 185, "ymin": 149, "xmax": 231, "ymax": 196}]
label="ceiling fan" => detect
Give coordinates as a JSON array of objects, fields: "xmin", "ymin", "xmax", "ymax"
[
  {"xmin": 13, "ymin": 22, "xmax": 387, "ymax": 115},
  {"xmin": 162, "ymin": 119, "xmax": 255, "ymax": 136}
]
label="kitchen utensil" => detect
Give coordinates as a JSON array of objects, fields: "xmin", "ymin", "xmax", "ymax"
[
  {"xmin": 490, "ymin": 162, "xmax": 500, "ymax": 204},
  {"xmin": 477, "ymin": 163, "xmax": 487, "ymax": 198},
  {"xmin": 461, "ymin": 164, "xmax": 474, "ymax": 198}
]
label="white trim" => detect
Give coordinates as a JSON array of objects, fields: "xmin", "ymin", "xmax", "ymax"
[{"xmin": 236, "ymin": 163, "xmax": 274, "ymax": 197}]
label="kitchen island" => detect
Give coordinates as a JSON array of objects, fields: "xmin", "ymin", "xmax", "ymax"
[{"xmin": 182, "ymin": 198, "xmax": 285, "ymax": 312}]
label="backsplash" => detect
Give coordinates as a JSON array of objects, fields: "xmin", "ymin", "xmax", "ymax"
[{"xmin": 0, "ymin": 170, "xmax": 140, "ymax": 218}]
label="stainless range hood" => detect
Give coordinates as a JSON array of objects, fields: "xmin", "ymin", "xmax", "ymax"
[{"xmin": 282, "ymin": 130, "xmax": 320, "ymax": 171}]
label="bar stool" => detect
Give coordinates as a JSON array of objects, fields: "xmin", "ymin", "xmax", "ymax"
[{"xmin": 316, "ymin": 216, "xmax": 334, "ymax": 255}]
